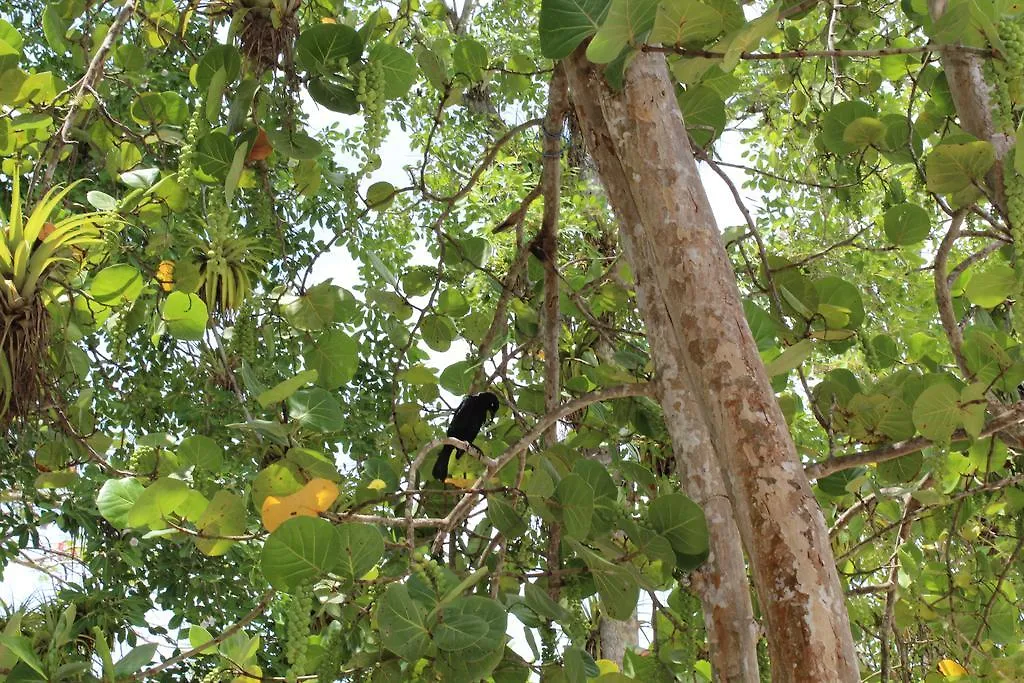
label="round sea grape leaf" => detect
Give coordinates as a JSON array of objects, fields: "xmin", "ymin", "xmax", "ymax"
[
  {"xmin": 126, "ymin": 477, "xmax": 190, "ymax": 529},
  {"xmin": 842, "ymin": 116, "xmax": 885, "ymax": 147},
  {"xmin": 280, "ymin": 282, "xmax": 359, "ymax": 330},
  {"xmin": 378, "ymin": 583, "xmax": 430, "ymax": 660},
  {"xmin": 925, "ymin": 141, "xmax": 996, "ymax": 194},
  {"xmin": 814, "ymin": 276, "xmax": 864, "ymax": 329},
  {"xmin": 539, "ymin": 0, "xmax": 612, "ymax": 59},
  {"xmin": 177, "ymin": 434, "xmax": 223, "ymax": 471},
  {"xmin": 679, "ymin": 85, "xmax": 726, "ymax": 147},
  {"xmin": 870, "ymin": 334, "xmax": 900, "ymax": 368},
  {"xmin": 335, "ymin": 523, "xmax": 384, "ymax": 582},
  {"xmin": 295, "ymin": 23, "xmax": 363, "ymax": 74},
  {"xmin": 453, "ymin": 37, "xmax": 488, "ymax": 82},
  {"xmin": 163, "ymin": 292, "xmax": 208, "ymax": 340},
  {"xmin": 572, "ymin": 459, "xmax": 618, "ymax": 503},
  {"xmin": 195, "ymin": 44, "xmax": 241, "ymax": 90},
  {"xmin": 552, "ymin": 474, "xmax": 595, "ymax": 540},
  {"xmin": 435, "ymin": 596, "xmax": 508, "ymax": 655},
  {"xmin": 817, "ymin": 466, "xmax": 867, "ymax": 497},
  {"xmin": 91, "ymin": 264, "xmax": 143, "ymax": 306},
  {"xmin": 440, "ymin": 359, "xmax": 476, "ymax": 395},
  {"xmin": 883, "ymin": 203, "xmax": 930, "ymax": 245},
  {"xmin": 434, "ymin": 612, "xmax": 490, "ymax": 651},
  {"xmin": 964, "ymin": 264, "xmax": 1016, "ymax": 308},
  {"xmin": 421, "ymin": 314, "xmax": 457, "ymax": 352},
  {"xmin": 486, "ymin": 495, "xmax": 528, "ymax": 538},
  {"xmin": 194, "ymin": 490, "xmax": 245, "ymax": 556},
  {"xmin": 304, "ymin": 329, "xmax": 359, "ymax": 389},
  {"xmin": 265, "ymin": 128, "xmax": 322, "ymax": 160},
  {"xmin": 912, "ymin": 383, "xmax": 960, "ymax": 444},
  {"xmin": 821, "ymin": 100, "xmax": 875, "ymax": 154},
  {"xmin": 365, "ymin": 181, "xmax": 395, "ymax": 209},
  {"xmin": 647, "ymin": 493, "xmax": 709, "ymax": 556},
  {"xmin": 196, "ymin": 131, "xmax": 234, "ymax": 178},
  {"xmin": 877, "ymin": 452, "xmax": 924, "ymax": 485},
  {"xmin": 370, "ymin": 43, "xmax": 417, "ymax": 99},
  {"xmin": 287, "ymin": 388, "xmax": 345, "ymax": 433},
  {"xmin": 96, "ymin": 478, "xmax": 145, "ymax": 529},
  {"xmin": 261, "ymin": 516, "xmax": 341, "ymax": 592},
  {"xmin": 307, "ymin": 76, "xmax": 359, "ymax": 114},
  {"xmin": 438, "ymin": 289, "xmax": 470, "ymax": 317}
]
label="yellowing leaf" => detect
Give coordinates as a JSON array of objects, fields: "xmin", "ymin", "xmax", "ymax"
[
  {"xmin": 367, "ymin": 478, "xmax": 387, "ymax": 491},
  {"xmin": 938, "ymin": 659, "xmax": 968, "ymax": 678},
  {"xmin": 156, "ymin": 260, "xmax": 174, "ymax": 292},
  {"xmin": 596, "ymin": 658, "xmax": 620, "ymax": 674},
  {"xmin": 260, "ymin": 477, "xmax": 339, "ymax": 532}
]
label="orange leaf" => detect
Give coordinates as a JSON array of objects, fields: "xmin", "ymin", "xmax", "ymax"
[
  {"xmin": 321, "ymin": 17, "xmax": 337, "ymax": 23},
  {"xmin": 38, "ymin": 222, "xmax": 57, "ymax": 241},
  {"xmin": 156, "ymin": 260, "xmax": 175, "ymax": 292},
  {"xmin": 938, "ymin": 659, "xmax": 967, "ymax": 678},
  {"xmin": 260, "ymin": 478, "xmax": 339, "ymax": 532},
  {"xmin": 246, "ymin": 129, "xmax": 273, "ymax": 163}
]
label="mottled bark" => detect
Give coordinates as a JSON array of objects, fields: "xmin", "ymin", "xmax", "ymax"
[
  {"xmin": 563, "ymin": 48, "xmax": 859, "ymax": 682},
  {"xmin": 599, "ymin": 611, "xmax": 639, "ymax": 666}
]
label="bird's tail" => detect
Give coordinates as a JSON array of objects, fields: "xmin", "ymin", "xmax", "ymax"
[{"xmin": 432, "ymin": 445, "xmax": 454, "ymax": 481}]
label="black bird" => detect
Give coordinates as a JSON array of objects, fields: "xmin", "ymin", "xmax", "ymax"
[{"xmin": 432, "ymin": 392, "xmax": 500, "ymax": 481}]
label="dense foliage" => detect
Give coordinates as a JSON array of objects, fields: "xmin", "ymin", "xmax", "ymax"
[{"xmin": 0, "ymin": 0, "xmax": 1022, "ymax": 680}]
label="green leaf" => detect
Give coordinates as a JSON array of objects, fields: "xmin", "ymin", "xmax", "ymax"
[
  {"xmin": 647, "ymin": 493, "xmax": 708, "ymax": 556},
  {"xmin": 0, "ymin": 635, "xmax": 46, "ymax": 677},
  {"xmin": 91, "ymin": 264, "xmax": 144, "ymax": 306},
  {"xmin": 438, "ymin": 289, "xmax": 470, "ymax": 317},
  {"xmin": 304, "ymin": 329, "xmax": 359, "ymax": 389},
  {"xmin": 821, "ymin": 100, "xmax": 875, "ymax": 155},
  {"xmin": 96, "ymin": 478, "xmax": 145, "ymax": 529},
  {"xmin": 586, "ymin": 0, "xmax": 658, "ymax": 64},
  {"xmin": 308, "ymin": 76, "xmax": 359, "ymax": 114},
  {"xmin": 86, "ymin": 190, "xmax": 117, "ymax": 211},
  {"xmin": 296, "ymin": 24, "xmax": 363, "ymax": 74},
  {"xmin": 196, "ymin": 131, "xmax": 234, "ymax": 178},
  {"xmin": 912, "ymin": 383, "xmax": 960, "ymax": 444},
  {"xmin": 539, "ymin": 0, "xmax": 612, "ymax": 59},
  {"xmin": 194, "ymin": 490, "xmax": 246, "ymax": 556},
  {"xmin": 178, "ymin": 435, "xmax": 223, "ymax": 471},
  {"xmin": 678, "ymin": 85, "xmax": 725, "ymax": 147},
  {"xmin": 334, "ymin": 523, "xmax": 384, "ymax": 582},
  {"xmin": 764, "ymin": 339, "xmax": 813, "ymax": 376},
  {"xmin": 288, "ymin": 388, "xmax": 345, "ymax": 432},
  {"xmin": 378, "ymin": 584, "xmax": 431, "ymax": 660},
  {"xmin": 260, "ymin": 516, "xmax": 341, "ymax": 592},
  {"xmin": 434, "ymin": 613, "xmax": 491, "ymax": 651},
  {"xmin": 266, "ymin": 128, "xmax": 323, "ymax": 160},
  {"xmin": 841, "ymin": 116, "xmax": 885, "ymax": 147},
  {"xmin": 126, "ymin": 477, "xmax": 190, "ymax": 529},
  {"xmin": 188, "ymin": 625, "xmax": 216, "ymax": 654},
  {"xmin": 964, "ymin": 264, "xmax": 1016, "ymax": 308},
  {"xmin": 573, "ymin": 544, "xmax": 640, "ymax": 620},
  {"xmin": 370, "ymin": 44, "xmax": 417, "ymax": 99},
  {"xmin": 195, "ymin": 44, "xmax": 241, "ymax": 90},
  {"xmin": 883, "ymin": 203, "xmax": 930, "ymax": 245},
  {"xmin": 366, "ymin": 181, "xmax": 395, "ymax": 209},
  {"xmin": 814, "ymin": 276, "xmax": 864, "ymax": 330},
  {"xmin": 257, "ymin": 369, "xmax": 319, "ymax": 408},
  {"xmin": 112, "ymin": 643, "xmax": 158, "ymax": 677},
  {"xmin": 453, "ymin": 38, "xmax": 489, "ymax": 82},
  {"xmin": 650, "ymin": 0, "xmax": 723, "ymax": 45},
  {"xmin": 925, "ymin": 141, "xmax": 996, "ymax": 194},
  {"xmin": 717, "ymin": 8, "xmax": 778, "ymax": 71},
  {"xmin": 553, "ymin": 473, "xmax": 594, "ymax": 539},
  {"xmin": 487, "ymin": 495, "xmax": 528, "ymax": 537},
  {"xmin": 435, "ymin": 596, "xmax": 508, "ymax": 655},
  {"xmin": 422, "ymin": 314, "xmax": 457, "ymax": 352},
  {"xmin": 163, "ymin": 292, "xmax": 208, "ymax": 340},
  {"xmin": 280, "ymin": 282, "xmax": 358, "ymax": 330},
  {"xmin": 876, "ymin": 452, "xmax": 923, "ymax": 484}
]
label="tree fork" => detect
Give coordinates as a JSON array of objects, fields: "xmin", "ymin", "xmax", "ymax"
[{"xmin": 563, "ymin": 48, "xmax": 859, "ymax": 681}]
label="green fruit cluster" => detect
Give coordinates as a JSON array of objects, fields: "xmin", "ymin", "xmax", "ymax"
[
  {"xmin": 283, "ymin": 581, "xmax": 314, "ymax": 682},
  {"xmin": 355, "ymin": 60, "xmax": 387, "ymax": 170}
]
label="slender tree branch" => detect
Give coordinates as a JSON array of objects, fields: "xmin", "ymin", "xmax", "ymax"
[
  {"xmin": 643, "ymin": 43, "xmax": 993, "ymax": 61},
  {"xmin": 934, "ymin": 211, "xmax": 969, "ymax": 376}
]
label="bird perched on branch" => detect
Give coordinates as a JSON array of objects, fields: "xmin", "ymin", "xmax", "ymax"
[{"xmin": 432, "ymin": 392, "xmax": 500, "ymax": 481}]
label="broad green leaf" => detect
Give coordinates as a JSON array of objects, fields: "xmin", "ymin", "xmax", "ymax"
[
  {"xmin": 86, "ymin": 190, "xmax": 117, "ymax": 211},
  {"xmin": 453, "ymin": 37, "xmax": 489, "ymax": 82},
  {"xmin": 280, "ymin": 281, "xmax": 358, "ymax": 330},
  {"xmin": 163, "ymin": 292, "xmax": 208, "ymax": 340},
  {"xmin": 260, "ymin": 516, "xmax": 341, "ymax": 592},
  {"xmin": 434, "ymin": 612, "xmax": 490, "ymax": 651},
  {"xmin": 91, "ymin": 264, "xmax": 144, "ymax": 306},
  {"xmin": 572, "ymin": 459, "xmax": 618, "ymax": 502},
  {"xmin": 178, "ymin": 435, "xmax": 224, "ymax": 471},
  {"xmin": 912, "ymin": 383, "xmax": 960, "ymax": 444},
  {"xmin": 196, "ymin": 131, "xmax": 234, "ymax": 178},
  {"xmin": 539, "ymin": 0, "xmax": 613, "ymax": 59},
  {"xmin": 295, "ymin": 24, "xmax": 363, "ymax": 74},
  {"xmin": 764, "ymin": 339, "xmax": 813, "ymax": 376},
  {"xmin": 876, "ymin": 452, "xmax": 923, "ymax": 484},
  {"xmin": 821, "ymin": 101, "xmax": 875, "ymax": 155},
  {"xmin": 126, "ymin": 477, "xmax": 190, "ymax": 529},
  {"xmin": 814, "ymin": 277, "xmax": 864, "ymax": 330},
  {"xmin": 370, "ymin": 44, "xmax": 417, "ymax": 99},
  {"xmin": 366, "ymin": 181, "xmax": 395, "ymax": 209},
  {"xmin": 195, "ymin": 44, "xmax": 241, "ymax": 90},
  {"xmin": 925, "ymin": 141, "xmax": 996, "ymax": 194},
  {"xmin": 964, "ymin": 264, "xmax": 1016, "ymax": 308},
  {"xmin": 574, "ymin": 544, "xmax": 640, "ymax": 620},
  {"xmin": 553, "ymin": 473, "xmax": 594, "ymax": 539},
  {"xmin": 717, "ymin": 8, "xmax": 778, "ymax": 71},
  {"xmin": 647, "ymin": 493, "xmax": 708, "ymax": 556},
  {"xmin": 883, "ymin": 203, "xmax": 930, "ymax": 245},
  {"xmin": 266, "ymin": 128, "xmax": 323, "ymax": 160},
  {"xmin": 435, "ymin": 596, "xmax": 507, "ymax": 655},
  {"xmin": 422, "ymin": 314, "xmax": 457, "ymax": 352},
  {"xmin": 438, "ymin": 289, "xmax": 470, "ymax": 317},
  {"xmin": 586, "ymin": 0, "xmax": 658, "ymax": 64},
  {"xmin": 112, "ymin": 643, "xmax": 158, "ymax": 677},
  {"xmin": 194, "ymin": 490, "xmax": 246, "ymax": 556},
  {"xmin": 288, "ymin": 388, "xmax": 345, "ymax": 432},
  {"xmin": 650, "ymin": 0, "xmax": 723, "ymax": 44},
  {"xmin": 378, "ymin": 584, "xmax": 431, "ymax": 660},
  {"xmin": 678, "ymin": 85, "xmax": 725, "ymax": 147},
  {"xmin": 0, "ymin": 635, "xmax": 46, "ymax": 677},
  {"xmin": 257, "ymin": 369, "xmax": 319, "ymax": 408},
  {"xmin": 96, "ymin": 478, "xmax": 145, "ymax": 529},
  {"xmin": 308, "ymin": 76, "xmax": 359, "ymax": 114},
  {"xmin": 304, "ymin": 329, "xmax": 359, "ymax": 389},
  {"xmin": 188, "ymin": 625, "xmax": 216, "ymax": 655},
  {"xmin": 487, "ymin": 495, "xmax": 528, "ymax": 537},
  {"xmin": 842, "ymin": 116, "xmax": 885, "ymax": 147},
  {"xmin": 334, "ymin": 523, "xmax": 384, "ymax": 582}
]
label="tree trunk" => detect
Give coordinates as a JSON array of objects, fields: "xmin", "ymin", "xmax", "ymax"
[
  {"xmin": 563, "ymin": 48, "xmax": 859, "ymax": 682},
  {"xmin": 599, "ymin": 610, "xmax": 639, "ymax": 666}
]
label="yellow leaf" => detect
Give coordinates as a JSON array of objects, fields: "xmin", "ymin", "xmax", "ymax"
[
  {"xmin": 367, "ymin": 478, "xmax": 387, "ymax": 491},
  {"xmin": 156, "ymin": 260, "xmax": 175, "ymax": 292},
  {"xmin": 596, "ymin": 659, "xmax": 620, "ymax": 674},
  {"xmin": 260, "ymin": 478, "xmax": 339, "ymax": 532},
  {"xmin": 445, "ymin": 476, "xmax": 476, "ymax": 489},
  {"xmin": 938, "ymin": 659, "xmax": 968, "ymax": 678},
  {"xmin": 321, "ymin": 16, "xmax": 336, "ymax": 23}
]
